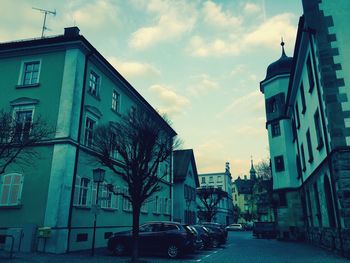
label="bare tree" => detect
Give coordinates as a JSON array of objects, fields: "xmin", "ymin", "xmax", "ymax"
[
  {"xmin": 197, "ymin": 187, "xmax": 228, "ymax": 222},
  {"xmin": 255, "ymin": 159, "xmax": 272, "ymax": 179},
  {"xmin": 92, "ymin": 107, "xmax": 179, "ymax": 262},
  {"xmin": 0, "ymin": 109, "xmax": 53, "ymax": 175}
]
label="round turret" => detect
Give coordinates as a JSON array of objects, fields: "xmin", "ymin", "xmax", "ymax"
[{"xmin": 263, "ymin": 41, "xmax": 293, "ymax": 82}]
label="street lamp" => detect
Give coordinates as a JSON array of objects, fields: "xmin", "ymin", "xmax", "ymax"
[{"xmin": 91, "ymin": 168, "xmax": 105, "ymax": 256}]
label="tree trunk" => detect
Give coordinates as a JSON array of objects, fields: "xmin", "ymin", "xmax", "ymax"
[{"xmin": 131, "ymin": 203, "xmax": 141, "ymax": 263}]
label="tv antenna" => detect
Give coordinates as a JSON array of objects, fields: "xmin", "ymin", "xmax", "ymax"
[{"xmin": 32, "ymin": 7, "xmax": 56, "ymax": 38}]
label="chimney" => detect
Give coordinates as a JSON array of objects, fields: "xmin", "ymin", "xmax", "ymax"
[
  {"xmin": 64, "ymin": 27, "xmax": 80, "ymax": 37},
  {"xmin": 244, "ymin": 175, "xmax": 247, "ymax": 180}
]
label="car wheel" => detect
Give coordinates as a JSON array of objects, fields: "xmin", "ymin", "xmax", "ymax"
[
  {"xmin": 167, "ymin": 244, "xmax": 180, "ymax": 258},
  {"xmin": 212, "ymin": 239, "xmax": 219, "ymax": 248},
  {"xmin": 113, "ymin": 242, "xmax": 126, "ymax": 256}
]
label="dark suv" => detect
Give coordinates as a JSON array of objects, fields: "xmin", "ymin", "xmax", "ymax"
[{"xmin": 107, "ymin": 221, "xmax": 196, "ymax": 258}]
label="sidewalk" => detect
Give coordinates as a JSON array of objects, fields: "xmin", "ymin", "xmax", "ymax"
[{"xmin": 0, "ymin": 248, "xmax": 131, "ymax": 263}]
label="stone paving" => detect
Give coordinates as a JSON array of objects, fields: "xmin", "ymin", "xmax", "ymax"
[{"xmin": 1, "ymin": 231, "xmax": 348, "ymax": 263}]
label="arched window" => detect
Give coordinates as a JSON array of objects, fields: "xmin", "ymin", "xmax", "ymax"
[
  {"xmin": 324, "ymin": 175, "xmax": 336, "ymax": 228},
  {"xmin": 0, "ymin": 173, "xmax": 24, "ymax": 206}
]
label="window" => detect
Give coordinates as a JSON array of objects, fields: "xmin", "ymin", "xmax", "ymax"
[
  {"xmin": 74, "ymin": 176, "xmax": 91, "ymax": 207},
  {"xmin": 84, "ymin": 117, "xmax": 95, "ymax": 147},
  {"xmin": 306, "ymin": 129, "xmax": 314, "ymax": 163},
  {"xmin": 76, "ymin": 233, "xmax": 88, "ymax": 242},
  {"xmin": 295, "ymin": 103, "xmax": 300, "ymax": 129},
  {"xmin": 306, "ymin": 189, "xmax": 314, "ymax": 226},
  {"xmin": 110, "ymin": 133, "xmax": 118, "ymax": 159},
  {"xmin": 14, "ymin": 110, "xmax": 33, "ymax": 142},
  {"xmin": 101, "ymin": 184, "xmax": 113, "ymax": 209},
  {"xmin": 307, "ymin": 55, "xmax": 315, "ymax": 93},
  {"xmin": 209, "ymin": 176, "xmax": 214, "ymax": 183},
  {"xmin": 88, "ymin": 71, "xmax": 100, "ymax": 97},
  {"xmin": 122, "ymin": 187, "xmax": 132, "ymax": 211},
  {"xmin": 300, "ymin": 83, "xmax": 306, "ymax": 114},
  {"xmin": 201, "ymin": 177, "xmax": 206, "ymax": 184},
  {"xmin": 279, "ymin": 192, "xmax": 287, "ymax": 207},
  {"xmin": 111, "ymin": 90, "xmax": 120, "ymax": 112},
  {"xmin": 274, "ymin": 155, "xmax": 285, "ymax": 172},
  {"xmin": 153, "ymin": 196, "xmax": 160, "ymax": 214},
  {"xmin": 313, "ymin": 183, "xmax": 322, "ymax": 226},
  {"xmin": 314, "ymin": 109, "xmax": 324, "ymax": 150},
  {"xmin": 141, "ymin": 201, "xmax": 148, "ymax": 213},
  {"xmin": 292, "ymin": 117, "xmax": 297, "ymax": 142},
  {"xmin": 164, "ymin": 198, "xmax": 171, "ymax": 215},
  {"xmin": 271, "ymin": 121, "xmax": 281, "ymax": 137},
  {"xmin": 0, "ymin": 173, "xmax": 24, "ymax": 206},
  {"xmin": 217, "ymin": 176, "xmax": 222, "ymax": 183},
  {"xmin": 269, "ymin": 98, "xmax": 277, "ymax": 113},
  {"xmin": 22, "ymin": 61, "xmax": 40, "ymax": 85},
  {"xmin": 296, "ymin": 154, "xmax": 302, "ymax": 179},
  {"xmin": 300, "ymin": 144, "xmax": 306, "ymax": 171}
]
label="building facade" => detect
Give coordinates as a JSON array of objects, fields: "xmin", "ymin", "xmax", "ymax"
[
  {"xmin": 198, "ymin": 162, "xmax": 234, "ymax": 225},
  {"xmin": 173, "ymin": 149, "xmax": 199, "ymax": 224},
  {"xmin": 0, "ymin": 27, "xmax": 176, "ymax": 254},
  {"xmin": 261, "ymin": 0, "xmax": 350, "ymax": 256}
]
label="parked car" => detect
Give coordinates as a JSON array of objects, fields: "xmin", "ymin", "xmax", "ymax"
[
  {"xmin": 201, "ymin": 222, "xmax": 228, "ymax": 238},
  {"xmin": 226, "ymin": 223, "xmax": 244, "ymax": 231},
  {"xmin": 187, "ymin": 225, "xmax": 204, "ymax": 250},
  {"xmin": 192, "ymin": 225, "xmax": 212, "ymax": 249},
  {"xmin": 252, "ymin": 222, "xmax": 277, "ymax": 239},
  {"xmin": 107, "ymin": 221, "xmax": 196, "ymax": 258},
  {"xmin": 200, "ymin": 223, "xmax": 227, "ymax": 246}
]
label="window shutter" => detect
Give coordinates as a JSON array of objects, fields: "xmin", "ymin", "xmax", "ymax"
[{"xmin": 74, "ymin": 176, "xmax": 81, "ymax": 205}]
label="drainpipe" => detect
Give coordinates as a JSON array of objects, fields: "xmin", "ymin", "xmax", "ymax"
[
  {"xmin": 307, "ymin": 28, "xmax": 344, "ymax": 255},
  {"xmin": 66, "ymin": 51, "xmax": 92, "ymax": 252}
]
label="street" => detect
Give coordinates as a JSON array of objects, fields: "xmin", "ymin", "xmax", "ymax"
[{"xmin": 3, "ymin": 231, "xmax": 348, "ymax": 263}]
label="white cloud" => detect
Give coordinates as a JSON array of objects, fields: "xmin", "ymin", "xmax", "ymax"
[
  {"xmin": 202, "ymin": 1, "xmax": 241, "ymax": 28},
  {"xmin": 107, "ymin": 57, "xmax": 160, "ymax": 78},
  {"xmin": 188, "ymin": 74, "xmax": 219, "ymax": 96},
  {"xmin": 71, "ymin": 0, "xmax": 119, "ymax": 29},
  {"xmin": 149, "ymin": 84, "xmax": 190, "ymax": 117},
  {"xmin": 217, "ymin": 90, "xmax": 262, "ymax": 118},
  {"xmin": 188, "ymin": 13, "xmax": 296, "ymax": 57},
  {"xmin": 129, "ymin": 0, "xmax": 197, "ymax": 49},
  {"xmin": 243, "ymin": 3, "xmax": 261, "ymax": 14}
]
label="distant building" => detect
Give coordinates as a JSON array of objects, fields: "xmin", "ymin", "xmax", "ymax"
[
  {"xmin": 173, "ymin": 149, "xmax": 199, "ymax": 224},
  {"xmin": 261, "ymin": 0, "xmax": 350, "ymax": 255},
  {"xmin": 198, "ymin": 162, "xmax": 233, "ymax": 225},
  {"xmin": 0, "ymin": 27, "xmax": 175, "ymax": 254}
]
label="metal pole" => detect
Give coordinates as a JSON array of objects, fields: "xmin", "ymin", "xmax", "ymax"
[
  {"xmin": 91, "ymin": 182, "xmax": 100, "ymax": 256},
  {"xmin": 41, "ymin": 12, "xmax": 47, "ymax": 38}
]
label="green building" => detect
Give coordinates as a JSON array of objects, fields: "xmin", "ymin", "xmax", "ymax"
[{"xmin": 0, "ymin": 27, "xmax": 176, "ymax": 253}]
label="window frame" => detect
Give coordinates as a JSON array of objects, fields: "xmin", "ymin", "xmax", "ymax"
[
  {"xmin": 274, "ymin": 155, "xmax": 285, "ymax": 172},
  {"xmin": 88, "ymin": 71, "xmax": 100, "ymax": 98},
  {"xmin": 300, "ymin": 82, "xmax": 306, "ymax": 114},
  {"xmin": 0, "ymin": 173, "xmax": 24, "ymax": 206},
  {"xmin": 314, "ymin": 109, "xmax": 324, "ymax": 150},
  {"xmin": 111, "ymin": 90, "xmax": 121, "ymax": 113},
  {"xmin": 271, "ymin": 121, "xmax": 281, "ymax": 137},
  {"xmin": 307, "ymin": 55, "xmax": 315, "ymax": 93},
  {"xmin": 295, "ymin": 103, "xmax": 301, "ymax": 129},
  {"xmin": 306, "ymin": 129, "xmax": 314, "ymax": 163},
  {"xmin": 84, "ymin": 115, "xmax": 97, "ymax": 147},
  {"xmin": 18, "ymin": 60, "xmax": 42, "ymax": 87},
  {"xmin": 300, "ymin": 144, "xmax": 306, "ymax": 172}
]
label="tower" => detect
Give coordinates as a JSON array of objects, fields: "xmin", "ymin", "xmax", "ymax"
[{"xmin": 249, "ymin": 158, "xmax": 257, "ymax": 181}]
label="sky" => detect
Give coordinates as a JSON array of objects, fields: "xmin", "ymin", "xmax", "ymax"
[{"xmin": 0, "ymin": 0, "xmax": 303, "ymax": 178}]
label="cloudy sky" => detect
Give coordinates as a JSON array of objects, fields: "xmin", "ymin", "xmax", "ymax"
[{"xmin": 1, "ymin": 0, "xmax": 302, "ymax": 178}]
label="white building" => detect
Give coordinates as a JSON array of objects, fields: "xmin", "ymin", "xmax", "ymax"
[
  {"xmin": 261, "ymin": 0, "xmax": 350, "ymax": 255},
  {"xmin": 198, "ymin": 162, "xmax": 233, "ymax": 225}
]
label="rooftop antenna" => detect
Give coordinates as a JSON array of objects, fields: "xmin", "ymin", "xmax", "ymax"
[{"xmin": 32, "ymin": 7, "xmax": 56, "ymax": 38}]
